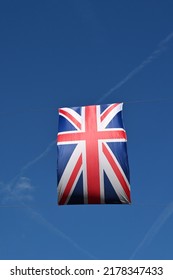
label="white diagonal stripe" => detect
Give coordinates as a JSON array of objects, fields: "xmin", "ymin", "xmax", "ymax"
[
  {"xmin": 101, "ymin": 142, "xmax": 130, "ymax": 203},
  {"xmin": 99, "ymin": 103, "xmax": 123, "ymax": 129},
  {"xmin": 58, "ymin": 142, "xmax": 82, "ymax": 201}
]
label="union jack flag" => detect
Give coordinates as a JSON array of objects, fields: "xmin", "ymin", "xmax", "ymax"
[{"xmin": 57, "ymin": 103, "xmax": 131, "ymax": 205}]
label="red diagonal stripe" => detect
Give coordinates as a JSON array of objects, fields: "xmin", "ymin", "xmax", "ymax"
[
  {"xmin": 59, "ymin": 154, "xmax": 82, "ymax": 205},
  {"xmin": 100, "ymin": 103, "xmax": 119, "ymax": 122},
  {"xmin": 102, "ymin": 143, "xmax": 131, "ymax": 203},
  {"xmin": 59, "ymin": 108, "xmax": 81, "ymax": 129}
]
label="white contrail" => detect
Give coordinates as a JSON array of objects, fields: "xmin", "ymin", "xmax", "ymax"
[
  {"xmin": 7, "ymin": 140, "xmax": 56, "ymax": 188},
  {"xmin": 21, "ymin": 140, "xmax": 56, "ymax": 172},
  {"xmin": 29, "ymin": 207, "xmax": 96, "ymax": 259},
  {"xmin": 6, "ymin": 140, "xmax": 55, "ymax": 190},
  {"xmin": 130, "ymin": 201, "xmax": 173, "ymax": 259},
  {"xmin": 98, "ymin": 32, "xmax": 173, "ymax": 103}
]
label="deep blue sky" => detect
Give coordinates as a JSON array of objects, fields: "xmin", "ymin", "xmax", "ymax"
[{"xmin": 0, "ymin": 0, "xmax": 173, "ymax": 260}]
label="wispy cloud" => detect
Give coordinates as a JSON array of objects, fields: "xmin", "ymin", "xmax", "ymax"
[
  {"xmin": 130, "ymin": 201, "xmax": 173, "ymax": 259},
  {"xmin": 98, "ymin": 32, "xmax": 173, "ymax": 103},
  {"xmin": 0, "ymin": 176, "xmax": 34, "ymax": 205},
  {"xmin": 12, "ymin": 177, "xmax": 34, "ymax": 201}
]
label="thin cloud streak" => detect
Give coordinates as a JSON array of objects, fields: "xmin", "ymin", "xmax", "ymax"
[
  {"xmin": 21, "ymin": 140, "xmax": 56, "ymax": 173},
  {"xmin": 30, "ymin": 207, "xmax": 96, "ymax": 259},
  {"xmin": 130, "ymin": 201, "xmax": 173, "ymax": 259},
  {"xmin": 98, "ymin": 32, "xmax": 173, "ymax": 103},
  {"xmin": 7, "ymin": 140, "xmax": 56, "ymax": 189}
]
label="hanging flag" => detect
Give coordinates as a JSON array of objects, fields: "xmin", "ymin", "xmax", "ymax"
[{"xmin": 57, "ymin": 103, "xmax": 131, "ymax": 205}]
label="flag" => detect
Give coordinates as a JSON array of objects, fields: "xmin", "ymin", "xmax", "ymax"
[{"xmin": 57, "ymin": 103, "xmax": 131, "ymax": 205}]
